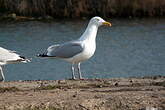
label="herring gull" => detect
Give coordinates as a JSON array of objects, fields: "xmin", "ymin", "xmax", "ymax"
[
  {"xmin": 38, "ymin": 16, "xmax": 111, "ymax": 79},
  {"xmin": 0, "ymin": 47, "xmax": 30, "ymax": 81}
]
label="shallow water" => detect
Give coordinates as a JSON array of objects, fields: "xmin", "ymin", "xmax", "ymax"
[{"xmin": 0, "ymin": 18, "xmax": 165, "ymax": 81}]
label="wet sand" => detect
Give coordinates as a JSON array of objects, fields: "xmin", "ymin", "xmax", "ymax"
[{"xmin": 0, "ymin": 76, "xmax": 164, "ymax": 110}]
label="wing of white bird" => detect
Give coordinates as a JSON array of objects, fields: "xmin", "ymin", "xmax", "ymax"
[
  {"xmin": 0, "ymin": 47, "xmax": 30, "ymax": 65},
  {"xmin": 47, "ymin": 41, "xmax": 84, "ymax": 58},
  {"xmin": 47, "ymin": 44, "xmax": 60, "ymax": 52},
  {"xmin": 38, "ymin": 41, "xmax": 84, "ymax": 58}
]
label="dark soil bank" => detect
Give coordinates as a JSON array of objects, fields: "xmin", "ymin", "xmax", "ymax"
[
  {"xmin": 0, "ymin": 0, "xmax": 165, "ymax": 19},
  {"xmin": 0, "ymin": 76, "xmax": 165, "ymax": 110}
]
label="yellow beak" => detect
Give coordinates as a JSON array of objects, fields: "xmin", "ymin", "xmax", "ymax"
[{"xmin": 102, "ymin": 21, "xmax": 112, "ymax": 26}]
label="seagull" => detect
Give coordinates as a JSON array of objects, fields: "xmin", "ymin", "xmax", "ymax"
[
  {"xmin": 38, "ymin": 16, "xmax": 111, "ymax": 79},
  {"xmin": 0, "ymin": 47, "xmax": 30, "ymax": 81}
]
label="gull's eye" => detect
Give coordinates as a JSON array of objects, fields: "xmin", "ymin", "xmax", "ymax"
[{"xmin": 96, "ymin": 19, "xmax": 99, "ymax": 22}]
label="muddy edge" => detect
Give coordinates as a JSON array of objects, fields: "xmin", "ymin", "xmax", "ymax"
[{"xmin": 0, "ymin": 76, "xmax": 164, "ymax": 110}]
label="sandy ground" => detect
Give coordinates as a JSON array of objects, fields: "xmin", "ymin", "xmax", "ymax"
[{"xmin": 0, "ymin": 76, "xmax": 164, "ymax": 110}]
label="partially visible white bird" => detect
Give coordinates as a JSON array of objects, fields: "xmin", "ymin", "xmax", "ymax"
[
  {"xmin": 38, "ymin": 16, "xmax": 111, "ymax": 79},
  {"xmin": 0, "ymin": 47, "xmax": 30, "ymax": 81}
]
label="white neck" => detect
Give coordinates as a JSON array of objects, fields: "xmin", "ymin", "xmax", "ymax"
[{"xmin": 79, "ymin": 23, "xmax": 98, "ymax": 42}]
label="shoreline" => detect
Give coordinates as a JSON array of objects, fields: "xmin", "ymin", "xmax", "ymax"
[
  {"xmin": 0, "ymin": 76, "xmax": 164, "ymax": 110},
  {"xmin": 0, "ymin": 13, "xmax": 165, "ymax": 23}
]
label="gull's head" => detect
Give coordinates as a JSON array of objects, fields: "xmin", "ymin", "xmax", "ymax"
[{"xmin": 89, "ymin": 16, "xmax": 112, "ymax": 27}]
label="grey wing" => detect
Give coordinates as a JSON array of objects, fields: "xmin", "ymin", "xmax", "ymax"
[
  {"xmin": 47, "ymin": 44, "xmax": 60, "ymax": 52},
  {"xmin": 47, "ymin": 42, "xmax": 84, "ymax": 58}
]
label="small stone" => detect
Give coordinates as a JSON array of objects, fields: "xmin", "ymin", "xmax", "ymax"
[
  {"xmin": 11, "ymin": 13, "xmax": 17, "ymax": 19},
  {"xmin": 45, "ymin": 15, "xmax": 54, "ymax": 20},
  {"xmin": 114, "ymin": 82, "xmax": 118, "ymax": 86},
  {"xmin": 58, "ymin": 80, "xmax": 66, "ymax": 84},
  {"xmin": 73, "ymin": 94, "xmax": 76, "ymax": 97}
]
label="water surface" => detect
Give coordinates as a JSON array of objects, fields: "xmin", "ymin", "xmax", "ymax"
[{"xmin": 0, "ymin": 18, "xmax": 165, "ymax": 81}]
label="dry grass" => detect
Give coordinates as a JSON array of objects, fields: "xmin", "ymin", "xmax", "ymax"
[{"xmin": 0, "ymin": 0, "xmax": 164, "ymax": 18}]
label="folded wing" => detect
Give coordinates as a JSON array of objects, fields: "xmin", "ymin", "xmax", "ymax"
[
  {"xmin": 47, "ymin": 41, "xmax": 84, "ymax": 58},
  {"xmin": 0, "ymin": 47, "xmax": 30, "ymax": 65}
]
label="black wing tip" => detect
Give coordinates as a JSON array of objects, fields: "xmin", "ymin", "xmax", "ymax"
[
  {"xmin": 19, "ymin": 56, "xmax": 26, "ymax": 59},
  {"xmin": 37, "ymin": 54, "xmax": 48, "ymax": 57},
  {"xmin": 19, "ymin": 56, "xmax": 31, "ymax": 62}
]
